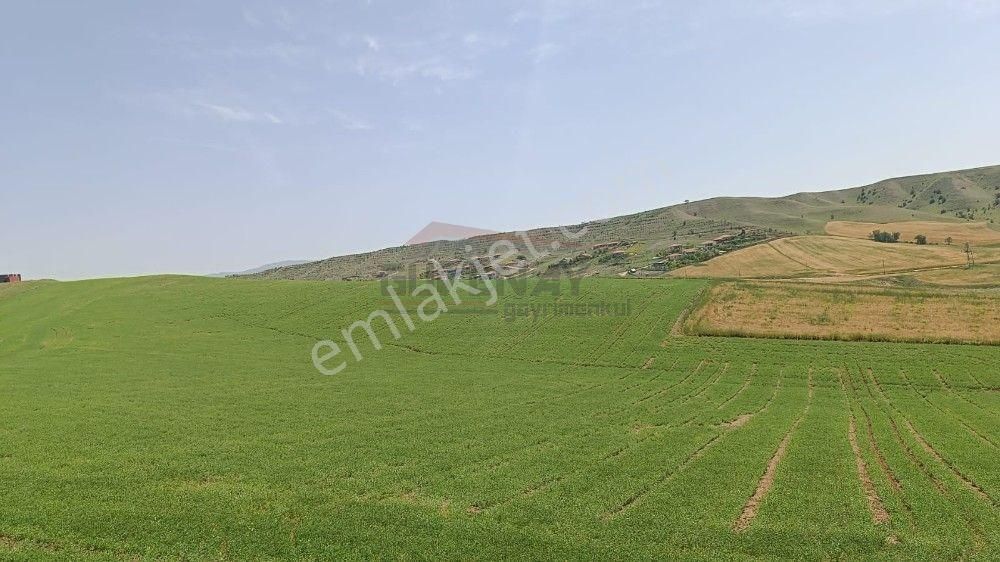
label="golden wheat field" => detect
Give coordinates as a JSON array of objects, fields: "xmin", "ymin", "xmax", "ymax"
[
  {"xmin": 825, "ymin": 221, "xmax": 1000, "ymax": 246},
  {"xmin": 908, "ymin": 264, "xmax": 1000, "ymax": 287},
  {"xmin": 685, "ymin": 282, "xmax": 1000, "ymax": 344},
  {"xmin": 671, "ymin": 236, "xmax": 1000, "ymax": 279}
]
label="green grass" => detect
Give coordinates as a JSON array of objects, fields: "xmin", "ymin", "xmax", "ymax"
[{"xmin": 0, "ymin": 276, "xmax": 998, "ymax": 559}]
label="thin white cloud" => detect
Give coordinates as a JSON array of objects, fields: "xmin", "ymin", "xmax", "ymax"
[
  {"xmin": 364, "ymin": 35, "xmax": 381, "ymax": 52},
  {"xmin": 763, "ymin": 0, "xmax": 1000, "ymax": 23},
  {"xmin": 124, "ymin": 89, "xmax": 285, "ymax": 125},
  {"xmin": 355, "ymin": 55, "xmax": 476, "ymax": 83},
  {"xmin": 197, "ymin": 102, "xmax": 283, "ymax": 124}
]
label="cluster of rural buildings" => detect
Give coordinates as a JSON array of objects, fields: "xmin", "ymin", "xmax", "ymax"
[
  {"xmin": 1, "ymin": 273, "xmax": 22, "ymax": 283},
  {"xmin": 649, "ymin": 234, "xmax": 741, "ymax": 270},
  {"xmin": 420, "ymin": 256, "xmax": 531, "ymax": 281}
]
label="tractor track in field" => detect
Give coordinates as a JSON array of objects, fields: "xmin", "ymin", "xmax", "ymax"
[
  {"xmin": 586, "ymin": 294, "xmax": 657, "ymax": 363},
  {"xmin": 844, "ymin": 368, "xmax": 904, "ymax": 494},
  {"xmin": 966, "ymin": 371, "xmax": 999, "ymax": 392},
  {"xmin": 900, "ymin": 370, "xmax": 998, "ymax": 451},
  {"xmin": 667, "ymin": 283, "xmax": 710, "ymax": 338},
  {"xmin": 718, "ymin": 363, "xmax": 756, "ymax": 410},
  {"xmin": 732, "ymin": 370, "xmax": 814, "ymax": 533},
  {"xmin": 933, "ymin": 371, "xmax": 999, "ymax": 422},
  {"xmin": 600, "ymin": 369, "xmax": 779, "ymax": 519},
  {"xmin": 480, "ymin": 366, "xmax": 781, "ymax": 519},
  {"xmin": 864, "ymin": 369, "xmax": 948, "ymax": 494},
  {"xmin": 579, "ymin": 368, "xmax": 784, "ymax": 524},
  {"xmin": 686, "ymin": 362, "xmax": 731, "ymax": 402},
  {"xmin": 619, "ymin": 356, "xmax": 681, "ymax": 393},
  {"xmin": 603, "ymin": 367, "xmax": 741, "ymax": 460},
  {"xmin": 627, "ymin": 359, "xmax": 709, "ymax": 409},
  {"xmin": 904, "ymin": 420, "xmax": 996, "ymax": 507},
  {"xmin": 649, "ymin": 362, "xmax": 727, "ymax": 414},
  {"xmin": 839, "ymin": 369, "xmax": 890, "ymax": 524},
  {"xmin": 849, "ymin": 415, "xmax": 891, "ymax": 524},
  {"xmin": 866, "ymin": 367, "xmax": 997, "ymax": 542},
  {"xmin": 603, "ymin": 432, "xmax": 725, "ymax": 520},
  {"xmin": 861, "ymin": 368, "xmax": 987, "ymax": 556},
  {"xmin": 620, "ymin": 371, "xmax": 664, "ymax": 394},
  {"xmin": 469, "ymin": 359, "xmax": 733, "ymax": 515}
]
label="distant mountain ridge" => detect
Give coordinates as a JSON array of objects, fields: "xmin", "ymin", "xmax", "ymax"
[
  {"xmin": 406, "ymin": 222, "xmax": 499, "ymax": 245},
  {"xmin": 210, "ymin": 260, "xmax": 312, "ymax": 278},
  {"xmin": 249, "ymin": 164, "xmax": 1000, "ymax": 281}
]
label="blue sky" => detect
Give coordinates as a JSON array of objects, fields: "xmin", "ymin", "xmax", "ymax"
[{"xmin": 3, "ymin": 1, "xmax": 1000, "ymax": 279}]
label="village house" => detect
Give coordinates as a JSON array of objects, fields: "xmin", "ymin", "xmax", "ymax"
[{"xmin": 0, "ymin": 273, "xmax": 21, "ymax": 283}]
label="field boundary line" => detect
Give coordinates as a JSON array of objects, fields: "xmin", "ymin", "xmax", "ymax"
[{"xmin": 666, "ymin": 282, "xmax": 711, "ymax": 340}]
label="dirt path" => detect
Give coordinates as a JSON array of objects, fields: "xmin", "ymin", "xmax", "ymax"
[
  {"xmin": 849, "ymin": 415, "xmax": 890, "ymax": 524},
  {"xmin": 733, "ymin": 371, "xmax": 813, "ymax": 532}
]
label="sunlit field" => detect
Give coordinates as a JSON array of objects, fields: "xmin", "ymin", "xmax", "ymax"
[{"xmin": 1, "ymin": 277, "xmax": 997, "ymax": 559}]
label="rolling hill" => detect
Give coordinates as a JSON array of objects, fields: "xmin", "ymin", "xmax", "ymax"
[
  {"xmin": 251, "ymin": 165, "xmax": 1000, "ymax": 281},
  {"xmin": 670, "ymin": 235, "xmax": 1000, "ymax": 280}
]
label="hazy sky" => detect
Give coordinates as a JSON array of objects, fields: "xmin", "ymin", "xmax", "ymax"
[{"xmin": 3, "ymin": 1, "xmax": 999, "ymax": 279}]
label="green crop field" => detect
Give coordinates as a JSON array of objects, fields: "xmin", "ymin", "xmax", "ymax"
[{"xmin": 1, "ymin": 277, "xmax": 998, "ymax": 559}]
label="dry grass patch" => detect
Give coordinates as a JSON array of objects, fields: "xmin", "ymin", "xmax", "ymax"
[
  {"xmin": 908, "ymin": 264, "xmax": 1000, "ymax": 287},
  {"xmin": 671, "ymin": 235, "xmax": 1000, "ymax": 280},
  {"xmin": 686, "ymin": 282, "xmax": 1000, "ymax": 344},
  {"xmin": 826, "ymin": 220, "xmax": 1000, "ymax": 246}
]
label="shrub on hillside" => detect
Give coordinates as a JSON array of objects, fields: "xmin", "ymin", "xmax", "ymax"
[{"xmin": 870, "ymin": 230, "xmax": 901, "ymax": 243}]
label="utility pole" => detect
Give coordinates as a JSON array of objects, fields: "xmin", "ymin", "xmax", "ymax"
[{"xmin": 964, "ymin": 242, "xmax": 976, "ymax": 268}]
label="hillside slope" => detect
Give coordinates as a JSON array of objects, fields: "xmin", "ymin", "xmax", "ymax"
[
  {"xmin": 253, "ymin": 164, "xmax": 1000, "ymax": 281},
  {"xmin": 671, "ymin": 235, "xmax": 1000, "ymax": 280}
]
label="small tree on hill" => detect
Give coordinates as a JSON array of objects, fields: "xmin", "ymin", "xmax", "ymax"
[
  {"xmin": 914, "ymin": 234, "xmax": 928, "ymax": 245},
  {"xmin": 945, "ymin": 236, "xmax": 953, "ymax": 245}
]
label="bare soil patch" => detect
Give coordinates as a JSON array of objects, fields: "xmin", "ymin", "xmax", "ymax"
[{"xmin": 848, "ymin": 416, "xmax": 890, "ymax": 524}]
